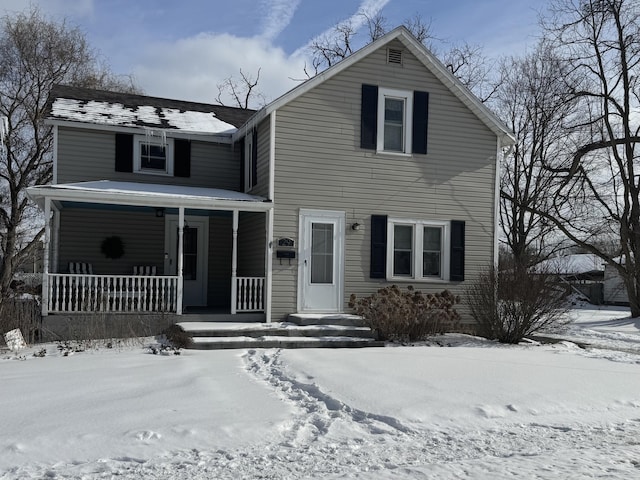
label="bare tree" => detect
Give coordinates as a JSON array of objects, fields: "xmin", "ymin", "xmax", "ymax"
[
  {"xmin": 306, "ymin": 13, "xmax": 435, "ymax": 77},
  {"xmin": 442, "ymin": 43, "xmax": 500, "ymax": 103},
  {"xmin": 497, "ymin": 42, "xmax": 579, "ymax": 267},
  {"xmin": 527, "ymin": 0, "xmax": 640, "ymax": 315},
  {"xmin": 215, "ymin": 68, "xmax": 265, "ymax": 109},
  {"xmin": 0, "ymin": 8, "xmax": 138, "ymax": 303},
  {"xmin": 305, "ymin": 13, "xmax": 498, "ymax": 102}
]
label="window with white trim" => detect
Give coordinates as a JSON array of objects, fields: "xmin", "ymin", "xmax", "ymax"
[
  {"xmin": 387, "ymin": 219, "xmax": 450, "ymax": 281},
  {"xmin": 133, "ymin": 135, "xmax": 174, "ymax": 175},
  {"xmin": 377, "ymin": 88, "xmax": 413, "ymax": 154}
]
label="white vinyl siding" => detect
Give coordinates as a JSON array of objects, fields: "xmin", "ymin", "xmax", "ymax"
[
  {"xmin": 270, "ymin": 38, "xmax": 498, "ymax": 323},
  {"xmin": 56, "ymin": 127, "xmax": 240, "ymax": 190}
]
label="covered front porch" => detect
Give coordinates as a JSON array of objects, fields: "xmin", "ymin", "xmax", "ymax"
[{"xmin": 27, "ymin": 181, "xmax": 273, "ymax": 319}]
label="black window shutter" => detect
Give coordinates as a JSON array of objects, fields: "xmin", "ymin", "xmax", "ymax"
[
  {"xmin": 412, "ymin": 91, "xmax": 429, "ymax": 154},
  {"xmin": 115, "ymin": 133, "xmax": 133, "ymax": 172},
  {"xmin": 370, "ymin": 215, "xmax": 388, "ymax": 278},
  {"xmin": 174, "ymin": 139, "xmax": 191, "ymax": 177},
  {"xmin": 450, "ymin": 220, "xmax": 465, "ymax": 281},
  {"xmin": 251, "ymin": 128, "xmax": 258, "ymax": 187},
  {"xmin": 239, "ymin": 140, "xmax": 245, "ymax": 192},
  {"xmin": 361, "ymin": 84, "xmax": 378, "ymax": 150}
]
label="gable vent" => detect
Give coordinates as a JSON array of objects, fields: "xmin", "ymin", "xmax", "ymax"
[{"xmin": 387, "ymin": 48, "xmax": 403, "ymax": 65}]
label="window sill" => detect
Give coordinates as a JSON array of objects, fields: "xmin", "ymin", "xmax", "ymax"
[
  {"xmin": 375, "ymin": 150, "xmax": 412, "ymax": 158},
  {"xmin": 387, "ymin": 276, "xmax": 450, "ymax": 284},
  {"xmin": 134, "ymin": 169, "xmax": 172, "ymax": 177}
]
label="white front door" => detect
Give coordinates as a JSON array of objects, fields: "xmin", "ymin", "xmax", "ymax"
[
  {"xmin": 165, "ymin": 215, "xmax": 209, "ymax": 307},
  {"xmin": 298, "ymin": 209, "xmax": 345, "ymax": 312}
]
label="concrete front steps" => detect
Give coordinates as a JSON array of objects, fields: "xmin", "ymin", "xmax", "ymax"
[{"xmin": 178, "ymin": 314, "xmax": 383, "ymax": 350}]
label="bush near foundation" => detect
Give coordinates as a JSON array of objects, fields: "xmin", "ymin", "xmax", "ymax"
[
  {"xmin": 466, "ymin": 266, "xmax": 569, "ymax": 344},
  {"xmin": 349, "ymin": 285, "xmax": 460, "ymax": 342}
]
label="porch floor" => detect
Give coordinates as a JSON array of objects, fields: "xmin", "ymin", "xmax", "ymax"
[{"xmin": 181, "ymin": 308, "xmax": 265, "ymax": 323}]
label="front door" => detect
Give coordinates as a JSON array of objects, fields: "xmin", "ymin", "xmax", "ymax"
[
  {"xmin": 165, "ymin": 215, "xmax": 209, "ymax": 307},
  {"xmin": 298, "ymin": 209, "xmax": 345, "ymax": 312}
]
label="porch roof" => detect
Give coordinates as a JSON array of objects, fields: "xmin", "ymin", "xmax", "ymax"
[{"xmin": 27, "ymin": 180, "xmax": 272, "ymax": 212}]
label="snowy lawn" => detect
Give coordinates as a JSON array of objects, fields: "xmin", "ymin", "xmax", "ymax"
[{"xmin": 1, "ymin": 306, "xmax": 640, "ymax": 479}]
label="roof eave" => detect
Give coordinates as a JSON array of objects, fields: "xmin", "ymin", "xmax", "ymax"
[{"xmin": 46, "ymin": 118, "xmax": 236, "ymax": 143}]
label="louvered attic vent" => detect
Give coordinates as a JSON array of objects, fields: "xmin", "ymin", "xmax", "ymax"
[{"xmin": 387, "ymin": 48, "xmax": 403, "ymax": 65}]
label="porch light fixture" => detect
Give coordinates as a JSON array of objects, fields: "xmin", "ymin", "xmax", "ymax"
[
  {"xmin": 351, "ymin": 222, "xmax": 361, "ymax": 231},
  {"xmin": 155, "ymin": 207, "xmax": 165, "ymax": 218}
]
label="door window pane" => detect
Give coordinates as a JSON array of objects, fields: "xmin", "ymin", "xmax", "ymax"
[
  {"xmin": 393, "ymin": 225, "xmax": 413, "ymax": 276},
  {"xmin": 311, "ymin": 223, "xmax": 333, "ymax": 284},
  {"xmin": 177, "ymin": 227, "xmax": 197, "ymax": 280},
  {"xmin": 384, "ymin": 97, "xmax": 404, "ymax": 152},
  {"xmin": 423, "ymin": 227, "xmax": 441, "ymax": 277}
]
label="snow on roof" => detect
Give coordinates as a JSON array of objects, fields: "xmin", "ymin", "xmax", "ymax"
[
  {"xmin": 536, "ymin": 254, "xmax": 605, "ymax": 275},
  {"xmin": 51, "ymin": 98, "xmax": 238, "ymax": 134},
  {"xmin": 50, "ymin": 180, "xmax": 266, "ymax": 202},
  {"xmin": 27, "ymin": 181, "xmax": 271, "ymax": 212}
]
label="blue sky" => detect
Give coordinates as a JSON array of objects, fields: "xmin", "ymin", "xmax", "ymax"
[{"xmin": 0, "ymin": 0, "xmax": 545, "ymax": 106}]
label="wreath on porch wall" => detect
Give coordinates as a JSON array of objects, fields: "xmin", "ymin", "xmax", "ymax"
[{"xmin": 101, "ymin": 236, "xmax": 125, "ymax": 259}]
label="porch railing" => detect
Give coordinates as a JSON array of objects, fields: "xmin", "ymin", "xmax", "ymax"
[
  {"xmin": 46, "ymin": 274, "xmax": 179, "ymax": 314},
  {"xmin": 236, "ymin": 277, "xmax": 265, "ymax": 312}
]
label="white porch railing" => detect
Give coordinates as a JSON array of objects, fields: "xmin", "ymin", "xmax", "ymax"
[
  {"xmin": 236, "ymin": 277, "xmax": 265, "ymax": 312},
  {"xmin": 46, "ymin": 274, "xmax": 179, "ymax": 314}
]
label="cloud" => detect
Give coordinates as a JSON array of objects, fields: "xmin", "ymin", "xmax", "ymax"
[
  {"xmin": 134, "ymin": 33, "xmax": 308, "ymax": 108},
  {"xmin": 259, "ymin": 0, "xmax": 301, "ymax": 41},
  {"xmin": 292, "ymin": 0, "xmax": 391, "ymax": 57}
]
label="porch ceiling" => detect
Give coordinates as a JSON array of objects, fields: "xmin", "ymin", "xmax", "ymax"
[{"xmin": 27, "ymin": 180, "xmax": 272, "ymax": 212}]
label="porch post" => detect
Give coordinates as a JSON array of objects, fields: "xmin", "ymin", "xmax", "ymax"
[
  {"xmin": 41, "ymin": 197, "xmax": 51, "ymax": 317},
  {"xmin": 231, "ymin": 209, "xmax": 238, "ymax": 314},
  {"xmin": 177, "ymin": 207, "xmax": 184, "ymax": 315},
  {"xmin": 265, "ymin": 207, "xmax": 274, "ymax": 323},
  {"xmin": 52, "ymin": 206, "xmax": 60, "ymax": 273}
]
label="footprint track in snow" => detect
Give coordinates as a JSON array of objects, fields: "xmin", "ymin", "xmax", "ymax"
[{"xmin": 243, "ymin": 348, "xmax": 415, "ymax": 446}]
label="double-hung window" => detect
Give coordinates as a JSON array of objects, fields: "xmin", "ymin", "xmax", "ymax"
[
  {"xmin": 133, "ymin": 135, "xmax": 174, "ymax": 176},
  {"xmin": 377, "ymin": 88, "xmax": 413, "ymax": 154},
  {"xmin": 387, "ymin": 219, "xmax": 450, "ymax": 281}
]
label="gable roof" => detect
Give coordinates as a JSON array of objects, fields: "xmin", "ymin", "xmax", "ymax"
[
  {"xmin": 235, "ymin": 26, "xmax": 514, "ymax": 146},
  {"xmin": 46, "ymin": 85, "xmax": 256, "ymax": 135}
]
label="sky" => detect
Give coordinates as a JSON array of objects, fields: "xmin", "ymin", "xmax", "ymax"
[{"xmin": 0, "ymin": 0, "xmax": 547, "ymax": 106}]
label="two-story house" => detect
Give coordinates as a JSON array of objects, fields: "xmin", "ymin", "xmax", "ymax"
[{"xmin": 27, "ymin": 26, "xmax": 514, "ymax": 328}]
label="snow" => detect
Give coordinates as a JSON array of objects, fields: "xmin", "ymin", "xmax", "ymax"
[
  {"xmin": 535, "ymin": 253, "xmax": 604, "ymax": 275},
  {"xmin": 31, "ymin": 180, "xmax": 267, "ymax": 203},
  {"xmin": 51, "ymin": 98, "xmax": 237, "ymax": 134},
  {"xmin": 2, "ymin": 307, "xmax": 640, "ymax": 479}
]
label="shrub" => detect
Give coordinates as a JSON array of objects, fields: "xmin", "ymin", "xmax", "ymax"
[
  {"xmin": 466, "ymin": 266, "xmax": 570, "ymax": 344},
  {"xmin": 161, "ymin": 324, "xmax": 192, "ymax": 349},
  {"xmin": 349, "ymin": 285, "xmax": 460, "ymax": 342}
]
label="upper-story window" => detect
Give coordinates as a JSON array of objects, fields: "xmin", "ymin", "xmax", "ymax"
[
  {"xmin": 115, "ymin": 133, "xmax": 191, "ymax": 178},
  {"xmin": 134, "ymin": 135, "xmax": 174, "ymax": 176},
  {"xmin": 360, "ymin": 84, "xmax": 429, "ymax": 155},
  {"xmin": 377, "ymin": 88, "xmax": 413, "ymax": 154}
]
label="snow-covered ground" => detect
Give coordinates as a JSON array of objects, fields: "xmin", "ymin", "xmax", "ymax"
[{"xmin": 1, "ymin": 306, "xmax": 639, "ymax": 479}]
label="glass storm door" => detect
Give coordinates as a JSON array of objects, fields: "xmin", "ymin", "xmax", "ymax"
[{"xmin": 299, "ymin": 210, "xmax": 345, "ymax": 312}]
